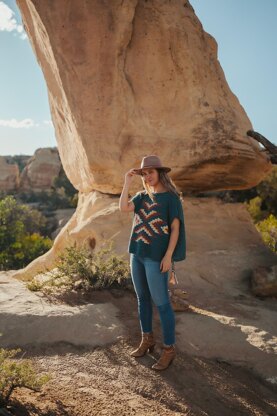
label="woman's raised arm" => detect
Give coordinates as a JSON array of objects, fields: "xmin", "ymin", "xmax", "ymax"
[{"xmin": 119, "ymin": 168, "xmax": 137, "ymax": 212}]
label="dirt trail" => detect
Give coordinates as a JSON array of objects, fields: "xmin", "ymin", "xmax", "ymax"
[{"xmin": 5, "ymin": 289, "xmax": 277, "ymax": 416}]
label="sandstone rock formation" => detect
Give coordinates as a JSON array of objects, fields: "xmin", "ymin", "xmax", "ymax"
[
  {"xmin": 19, "ymin": 147, "xmax": 61, "ymax": 191},
  {"xmin": 0, "ymin": 148, "xmax": 62, "ymax": 193},
  {"xmin": 13, "ymin": 0, "xmax": 274, "ymax": 280},
  {"xmin": 16, "ymin": 0, "xmax": 271, "ymax": 194},
  {"xmin": 4, "ymin": 154, "xmax": 30, "ymax": 173},
  {"xmin": 0, "ymin": 156, "xmax": 20, "ymax": 191}
]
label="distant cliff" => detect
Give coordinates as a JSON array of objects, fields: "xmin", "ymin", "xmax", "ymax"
[{"xmin": 0, "ymin": 147, "xmax": 61, "ymax": 192}]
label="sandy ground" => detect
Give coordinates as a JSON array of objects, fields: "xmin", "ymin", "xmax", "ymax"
[
  {"xmin": 1, "ymin": 275, "xmax": 276, "ymax": 416},
  {"xmin": 7, "ymin": 337, "xmax": 277, "ymax": 416}
]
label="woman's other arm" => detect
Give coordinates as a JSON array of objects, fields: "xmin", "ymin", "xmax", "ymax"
[
  {"xmin": 160, "ymin": 218, "xmax": 180, "ymax": 272},
  {"xmin": 165, "ymin": 218, "xmax": 180, "ymax": 257}
]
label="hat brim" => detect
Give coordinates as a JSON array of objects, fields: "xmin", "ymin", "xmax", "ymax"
[{"xmin": 133, "ymin": 167, "xmax": 171, "ymax": 175}]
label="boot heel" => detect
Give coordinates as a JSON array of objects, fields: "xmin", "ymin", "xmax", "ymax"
[
  {"xmin": 130, "ymin": 332, "xmax": 155, "ymax": 357},
  {"xmin": 151, "ymin": 345, "xmax": 176, "ymax": 370}
]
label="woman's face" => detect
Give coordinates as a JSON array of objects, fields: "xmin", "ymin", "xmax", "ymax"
[{"xmin": 141, "ymin": 168, "xmax": 159, "ymax": 186}]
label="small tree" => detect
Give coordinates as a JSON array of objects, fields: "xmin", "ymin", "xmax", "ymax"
[
  {"xmin": 0, "ymin": 195, "xmax": 53, "ymax": 270},
  {"xmin": 0, "ymin": 346, "xmax": 51, "ymax": 407}
]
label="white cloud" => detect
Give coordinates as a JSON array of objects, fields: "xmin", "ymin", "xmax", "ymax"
[
  {"xmin": 43, "ymin": 120, "xmax": 53, "ymax": 126},
  {"xmin": 0, "ymin": 118, "xmax": 38, "ymax": 128},
  {"xmin": 0, "ymin": 1, "xmax": 27, "ymax": 40},
  {"xmin": 0, "ymin": 119, "xmax": 54, "ymax": 128}
]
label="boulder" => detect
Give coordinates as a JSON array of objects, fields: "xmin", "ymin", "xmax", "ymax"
[
  {"xmin": 13, "ymin": 0, "xmax": 273, "ymax": 280},
  {"xmin": 16, "ymin": 0, "xmax": 271, "ymax": 194},
  {"xmin": 250, "ymin": 265, "xmax": 277, "ymax": 297},
  {"xmin": 19, "ymin": 147, "xmax": 61, "ymax": 191}
]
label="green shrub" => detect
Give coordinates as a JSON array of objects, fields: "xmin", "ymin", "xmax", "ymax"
[
  {"xmin": 18, "ymin": 188, "xmax": 77, "ymax": 210},
  {"xmin": 245, "ymin": 196, "xmax": 267, "ymax": 222},
  {"xmin": 256, "ymin": 214, "xmax": 277, "ymax": 253},
  {"xmin": 0, "ymin": 347, "xmax": 51, "ymax": 407},
  {"xmin": 0, "ymin": 195, "xmax": 53, "ymax": 270},
  {"xmin": 216, "ymin": 167, "xmax": 277, "ymax": 253},
  {"xmin": 27, "ymin": 239, "xmax": 132, "ymax": 295}
]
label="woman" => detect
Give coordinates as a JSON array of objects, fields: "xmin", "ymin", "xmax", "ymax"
[{"xmin": 119, "ymin": 155, "xmax": 186, "ymax": 370}]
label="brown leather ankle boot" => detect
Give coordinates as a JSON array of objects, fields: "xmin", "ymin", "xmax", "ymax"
[
  {"xmin": 151, "ymin": 344, "xmax": 176, "ymax": 370},
  {"xmin": 130, "ymin": 331, "xmax": 155, "ymax": 357}
]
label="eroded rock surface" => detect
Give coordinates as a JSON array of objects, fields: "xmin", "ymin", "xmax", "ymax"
[
  {"xmin": 19, "ymin": 147, "xmax": 61, "ymax": 191},
  {"xmin": 16, "ymin": 0, "xmax": 271, "ymax": 194}
]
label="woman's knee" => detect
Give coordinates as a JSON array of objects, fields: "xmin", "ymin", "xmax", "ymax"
[
  {"xmin": 151, "ymin": 290, "xmax": 170, "ymax": 307},
  {"xmin": 137, "ymin": 294, "xmax": 152, "ymax": 304},
  {"xmin": 156, "ymin": 301, "xmax": 172, "ymax": 311}
]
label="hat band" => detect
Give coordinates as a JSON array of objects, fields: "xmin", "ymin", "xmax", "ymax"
[{"xmin": 142, "ymin": 164, "xmax": 162, "ymax": 169}]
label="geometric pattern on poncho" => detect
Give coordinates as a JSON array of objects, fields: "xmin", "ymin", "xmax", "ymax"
[{"xmin": 131, "ymin": 199, "xmax": 169, "ymax": 245}]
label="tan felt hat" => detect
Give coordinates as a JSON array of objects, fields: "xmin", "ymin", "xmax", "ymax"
[{"xmin": 133, "ymin": 155, "xmax": 171, "ymax": 175}]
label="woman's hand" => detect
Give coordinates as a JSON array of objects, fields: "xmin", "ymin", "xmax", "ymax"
[
  {"xmin": 160, "ymin": 252, "xmax": 172, "ymax": 273},
  {"xmin": 125, "ymin": 168, "xmax": 138, "ymax": 184}
]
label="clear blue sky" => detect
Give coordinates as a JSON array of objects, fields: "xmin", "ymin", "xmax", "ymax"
[{"xmin": 0, "ymin": 0, "xmax": 276, "ymax": 156}]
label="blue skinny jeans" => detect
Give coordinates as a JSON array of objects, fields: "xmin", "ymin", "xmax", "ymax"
[{"xmin": 130, "ymin": 253, "xmax": 175, "ymax": 345}]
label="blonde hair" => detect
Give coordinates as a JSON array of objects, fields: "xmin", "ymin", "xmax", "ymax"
[{"xmin": 139, "ymin": 168, "xmax": 183, "ymax": 203}]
